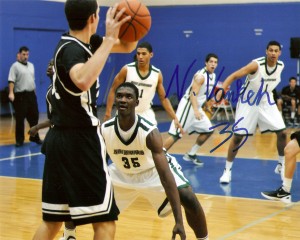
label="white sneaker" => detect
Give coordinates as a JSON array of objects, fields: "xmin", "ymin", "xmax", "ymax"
[
  {"xmin": 157, "ymin": 198, "xmax": 172, "ymax": 218},
  {"xmin": 220, "ymin": 169, "xmax": 231, "ymax": 184},
  {"xmin": 183, "ymin": 153, "xmax": 204, "ymax": 166},
  {"xmin": 274, "ymin": 163, "xmax": 282, "ymax": 174}
]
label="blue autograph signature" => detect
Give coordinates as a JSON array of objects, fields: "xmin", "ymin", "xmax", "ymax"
[
  {"xmin": 165, "ymin": 60, "xmax": 275, "ymax": 153},
  {"xmin": 209, "ymin": 117, "xmax": 249, "ymax": 153}
]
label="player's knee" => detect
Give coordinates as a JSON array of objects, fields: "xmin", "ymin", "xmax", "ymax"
[
  {"xmin": 93, "ymin": 221, "xmax": 116, "ymax": 237},
  {"xmin": 179, "ymin": 187, "xmax": 200, "ymax": 211},
  {"xmin": 277, "ymin": 130, "xmax": 287, "ymax": 140},
  {"xmin": 233, "ymin": 135, "xmax": 243, "ymax": 145}
]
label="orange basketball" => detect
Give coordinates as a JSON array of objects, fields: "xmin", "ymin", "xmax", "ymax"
[{"xmin": 116, "ymin": 0, "xmax": 151, "ymax": 42}]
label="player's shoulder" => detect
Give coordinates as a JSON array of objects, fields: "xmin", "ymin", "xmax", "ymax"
[
  {"xmin": 138, "ymin": 115, "xmax": 157, "ymax": 132},
  {"xmin": 127, "ymin": 61, "xmax": 136, "ymax": 68},
  {"xmin": 196, "ymin": 67, "xmax": 207, "ymax": 76},
  {"xmin": 277, "ymin": 59, "xmax": 284, "ymax": 67},
  {"xmin": 253, "ymin": 57, "xmax": 266, "ymax": 65},
  {"xmin": 102, "ymin": 117, "xmax": 116, "ymax": 129},
  {"xmin": 151, "ymin": 64, "xmax": 161, "ymax": 73}
]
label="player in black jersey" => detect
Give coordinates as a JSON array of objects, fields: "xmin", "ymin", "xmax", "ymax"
[{"xmin": 32, "ymin": 0, "xmax": 137, "ymax": 239}]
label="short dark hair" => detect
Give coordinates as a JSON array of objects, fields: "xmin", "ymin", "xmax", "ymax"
[
  {"xmin": 65, "ymin": 0, "xmax": 98, "ymax": 30},
  {"xmin": 267, "ymin": 41, "xmax": 281, "ymax": 50},
  {"xmin": 116, "ymin": 82, "xmax": 139, "ymax": 99},
  {"xmin": 205, "ymin": 53, "xmax": 218, "ymax": 62},
  {"xmin": 289, "ymin": 76, "xmax": 297, "ymax": 82},
  {"xmin": 137, "ymin": 42, "xmax": 153, "ymax": 53},
  {"xmin": 19, "ymin": 46, "xmax": 29, "ymax": 53}
]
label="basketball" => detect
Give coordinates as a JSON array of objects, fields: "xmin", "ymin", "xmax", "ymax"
[{"xmin": 116, "ymin": 0, "xmax": 151, "ymax": 42}]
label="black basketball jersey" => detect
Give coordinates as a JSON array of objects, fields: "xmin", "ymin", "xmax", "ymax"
[{"xmin": 51, "ymin": 33, "xmax": 103, "ymax": 127}]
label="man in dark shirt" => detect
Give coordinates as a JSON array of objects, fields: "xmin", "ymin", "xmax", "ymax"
[{"xmin": 278, "ymin": 76, "xmax": 300, "ymax": 126}]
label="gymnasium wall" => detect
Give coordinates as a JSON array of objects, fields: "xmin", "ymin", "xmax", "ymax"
[{"xmin": 0, "ymin": 0, "xmax": 299, "ymax": 114}]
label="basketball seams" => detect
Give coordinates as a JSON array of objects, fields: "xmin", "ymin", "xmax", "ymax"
[{"xmin": 117, "ymin": 0, "xmax": 151, "ymax": 42}]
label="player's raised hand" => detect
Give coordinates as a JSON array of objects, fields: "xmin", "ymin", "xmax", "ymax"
[{"xmin": 105, "ymin": 3, "xmax": 131, "ymax": 40}]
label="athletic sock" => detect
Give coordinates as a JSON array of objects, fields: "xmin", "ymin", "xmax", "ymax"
[
  {"xmin": 278, "ymin": 156, "xmax": 284, "ymax": 165},
  {"xmin": 188, "ymin": 144, "xmax": 200, "ymax": 156},
  {"xmin": 64, "ymin": 227, "xmax": 76, "ymax": 239},
  {"xmin": 282, "ymin": 178, "xmax": 292, "ymax": 193},
  {"xmin": 225, "ymin": 161, "xmax": 233, "ymax": 171},
  {"xmin": 291, "ymin": 112, "xmax": 295, "ymax": 119}
]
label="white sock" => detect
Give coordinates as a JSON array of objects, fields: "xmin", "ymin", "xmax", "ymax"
[
  {"xmin": 225, "ymin": 161, "xmax": 233, "ymax": 171},
  {"xmin": 64, "ymin": 227, "xmax": 76, "ymax": 239},
  {"xmin": 291, "ymin": 112, "xmax": 295, "ymax": 119},
  {"xmin": 282, "ymin": 178, "xmax": 292, "ymax": 193},
  {"xmin": 278, "ymin": 156, "xmax": 284, "ymax": 164},
  {"xmin": 188, "ymin": 144, "xmax": 200, "ymax": 156}
]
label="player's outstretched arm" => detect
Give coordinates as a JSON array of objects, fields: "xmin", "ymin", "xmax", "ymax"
[
  {"xmin": 216, "ymin": 61, "xmax": 258, "ymax": 101},
  {"xmin": 146, "ymin": 128, "xmax": 186, "ymax": 240},
  {"xmin": 156, "ymin": 72, "xmax": 184, "ymax": 134}
]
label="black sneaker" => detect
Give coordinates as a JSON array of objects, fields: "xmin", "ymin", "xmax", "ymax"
[
  {"xmin": 29, "ymin": 136, "xmax": 43, "ymax": 145},
  {"xmin": 183, "ymin": 153, "xmax": 204, "ymax": 166},
  {"xmin": 15, "ymin": 142, "xmax": 24, "ymax": 147},
  {"xmin": 261, "ymin": 187, "xmax": 291, "ymax": 203}
]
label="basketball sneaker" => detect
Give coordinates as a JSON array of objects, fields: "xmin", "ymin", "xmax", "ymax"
[
  {"xmin": 157, "ymin": 198, "xmax": 172, "ymax": 218},
  {"xmin": 274, "ymin": 163, "xmax": 282, "ymax": 174},
  {"xmin": 183, "ymin": 153, "xmax": 204, "ymax": 166},
  {"xmin": 261, "ymin": 187, "xmax": 291, "ymax": 203},
  {"xmin": 219, "ymin": 169, "xmax": 231, "ymax": 184},
  {"xmin": 59, "ymin": 236, "xmax": 76, "ymax": 240}
]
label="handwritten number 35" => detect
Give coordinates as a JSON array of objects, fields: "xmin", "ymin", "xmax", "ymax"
[
  {"xmin": 122, "ymin": 157, "xmax": 141, "ymax": 169},
  {"xmin": 209, "ymin": 117, "xmax": 248, "ymax": 153}
]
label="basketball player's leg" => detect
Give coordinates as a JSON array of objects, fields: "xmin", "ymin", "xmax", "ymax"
[
  {"xmin": 276, "ymin": 130, "xmax": 287, "ymax": 159},
  {"xmin": 183, "ymin": 111, "xmax": 213, "ymax": 165},
  {"xmin": 259, "ymin": 102, "xmax": 287, "ymax": 175},
  {"xmin": 164, "ymin": 98, "xmax": 190, "ymax": 151},
  {"xmin": 33, "ymin": 221, "xmax": 62, "ymax": 240},
  {"xmin": 220, "ymin": 103, "xmax": 257, "ymax": 183},
  {"xmin": 178, "ymin": 187, "xmax": 208, "ymax": 239},
  {"xmin": 261, "ymin": 131, "xmax": 299, "ymax": 203},
  {"xmin": 93, "ymin": 221, "xmax": 116, "ymax": 240}
]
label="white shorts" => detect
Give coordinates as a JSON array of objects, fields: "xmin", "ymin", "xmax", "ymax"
[
  {"xmin": 234, "ymin": 99, "xmax": 286, "ymax": 135},
  {"xmin": 136, "ymin": 108, "xmax": 157, "ymax": 125},
  {"xmin": 168, "ymin": 96, "xmax": 213, "ymax": 138},
  {"xmin": 108, "ymin": 153, "xmax": 189, "ymax": 213}
]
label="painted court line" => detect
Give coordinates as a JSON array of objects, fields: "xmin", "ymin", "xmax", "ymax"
[
  {"xmin": 0, "ymin": 152, "xmax": 42, "ymax": 161},
  {"xmin": 217, "ymin": 201, "xmax": 299, "ymax": 239}
]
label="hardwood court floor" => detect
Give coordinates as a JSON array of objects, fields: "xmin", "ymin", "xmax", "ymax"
[{"xmin": 0, "ymin": 111, "xmax": 299, "ymax": 240}]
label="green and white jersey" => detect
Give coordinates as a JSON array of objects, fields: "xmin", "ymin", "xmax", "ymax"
[
  {"xmin": 101, "ymin": 115, "xmax": 157, "ymax": 174},
  {"xmin": 242, "ymin": 57, "xmax": 284, "ymax": 104},
  {"xmin": 125, "ymin": 62, "xmax": 160, "ymax": 113},
  {"xmin": 183, "ymin": 67, "xmax": 216, "ymax": 107}
]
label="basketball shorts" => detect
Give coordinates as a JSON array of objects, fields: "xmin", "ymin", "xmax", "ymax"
[
  {"xmin": 234, "ymin": 99, "xmax": 286, "ymax": 135},
  {"xmin": 291, "ymin": 130, "xmax": 300, "ymax": 146},
  {"xmin": 108, "ymin": 152, "xmax": 190, "ymax": 214},
  {"xmin": 168, "ymin": 96, "xmax": 213, "ymax": 138},
  {"xmin": 41, "ymin": 126, "xmax": 119, "ymax": 226}
]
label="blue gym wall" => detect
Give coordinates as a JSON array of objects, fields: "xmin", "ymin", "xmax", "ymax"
[{"xmin": 1, "ymin": 0, "xmax": 299, "ymax": 114}]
